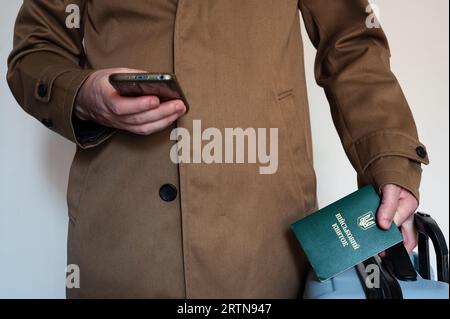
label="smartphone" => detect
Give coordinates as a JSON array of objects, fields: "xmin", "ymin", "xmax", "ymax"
[{"xmin": 109, "ymin": 73, "xmax": 189, "ymax": 113}]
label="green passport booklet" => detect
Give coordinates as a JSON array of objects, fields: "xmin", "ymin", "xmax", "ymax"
[{"xmin": 290, "ymin": 185, "xmax": 403, "ymax": 282}]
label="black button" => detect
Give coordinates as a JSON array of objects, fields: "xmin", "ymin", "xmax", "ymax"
[
  {"xmin": 41, "ymin": 118, "xmax": 53, "ymax": 128},
  {"xmin": 416, "ymin": 146, "xmax": 427, "ymax": 158},
  {"xmin": 159, "ymin": 184, "xmax": 178, "ymax": 202},
  {"xmin": 37, "ymin": 83, "xmax": 47, "ymax": 98}
]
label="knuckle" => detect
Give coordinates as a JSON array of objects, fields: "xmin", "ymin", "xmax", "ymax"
[
  {"xmin": 145, "ymin": 96, "xmax": 158, "ymax": 108},
  {"xmin": 136, "ymin": 98, "xmax": 148, "ymax": 110},
  {"xmin": 138, "ymin": 100, "xmax": 148, "ymax": 112},
  {"xmin": 151, "ymin": 96, "xmax": 161, "ymax": 107},
  {"xmin": 112, "ymin": 105, "xmax": 124, "ymax": 115},
  {"xmin": 106, "ymin": 100, "xmax": 119, "ymax": 114},
  {"xmin": 105, "ymin": 98, "xmax": 123, "ymax": 115},
  {"xmin": 160, "ymin": 107, "xmax": 171, "ymax": 118},
  {"xmin": 128, "ymin": 115, "xmax": 141, "ymax": 125},
  {"xmin": 101, "ymin": 111, "xmax": 114, "ymax": 123},
  {"xmin": 157, "ymin": 107, "xmax": 167, "ymax": 120}
]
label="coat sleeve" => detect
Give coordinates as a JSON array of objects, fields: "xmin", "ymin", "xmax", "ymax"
[
  {"xmin": 298, "ymin": 0, "xmax": 429, "ymax": 201},
  {"xmin": 7, "ymin": 0, "xmax": 116, "ymax": 149}
]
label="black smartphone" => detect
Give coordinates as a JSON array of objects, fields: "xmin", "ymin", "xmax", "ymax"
[{"xmin": 109, "ymin": 73, "xmax": 189, "ymax": 113}]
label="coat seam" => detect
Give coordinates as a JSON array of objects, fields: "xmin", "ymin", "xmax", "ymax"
[{"xmin": 174, "ymin": 0, "xmax": 188, "ymax": 299}]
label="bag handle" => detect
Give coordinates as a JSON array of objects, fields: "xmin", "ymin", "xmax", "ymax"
[{"xmin": 414, "ymin": 212, "xmax": 449, "ymax": 283}]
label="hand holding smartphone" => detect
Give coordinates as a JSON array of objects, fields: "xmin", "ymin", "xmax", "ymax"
[
  {"xmin": 109, "ymin": 73, "xmax": 190, "ymax": 113},
  {"xmin": 75, "ymin": 68, "xmax": 187, "ymax": 136}
]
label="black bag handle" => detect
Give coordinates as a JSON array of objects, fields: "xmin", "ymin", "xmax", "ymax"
[
  {"xmin": 414, "ymin": 212, "xmax": 449, "ymax": 283},
  {"xmin": 357, "ymin": 212, "xmax": 449, "ymax": 299},
  {"xmin": 356, "ymin": 255, "xmax": 403, "ymax": 299},
  {"xmin": 383, "ymin": 242, "xmax": 417, "ymax": 281}
]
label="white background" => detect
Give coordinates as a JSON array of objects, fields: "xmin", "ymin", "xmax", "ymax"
[{"xmin": 0, "ymin": 1, "xmax": 448, "ymax": 298}]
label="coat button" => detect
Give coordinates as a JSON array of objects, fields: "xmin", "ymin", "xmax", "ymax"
[
  {"xmin": 159, "ymin": 184, "xmax": 177, "ymax": 202},
  {"xmin": 37, "ymin": 83, "xmax": 48, "ymax": 98},
  {"xmin": 416, "ymin": 146, "xmax": 427, "ymax": 158},
  {"xmin": 41, "ymin": 118, "xmax": 53, "ymax": 128}
]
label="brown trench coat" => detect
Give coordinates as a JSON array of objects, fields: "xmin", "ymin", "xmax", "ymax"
[{"xmin": 7, "ymin": 0, "xmax": 429, "ymax": 298}]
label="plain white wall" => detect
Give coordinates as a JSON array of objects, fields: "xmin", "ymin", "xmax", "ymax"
[{"xmin": 0, "ymin": 1, "xmax": 448, "ymax": 298}]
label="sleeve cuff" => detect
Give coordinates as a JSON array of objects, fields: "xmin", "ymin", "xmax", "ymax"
[
  {"xmin": 358, "ymin": 156, "xmax": 424, "ymax": 202},
  {"xmin": 68, "ymin": 72, "xmax": 117, "ymax": 148},
  {"xmin": 35, "ymin": 63, "xmax": 116, "ymax": 149},
  {"xmin": 353, "ymin": 130, "xmax": 430, "ymax": 171},
  {"xmin": 352, "ymin": 130, "xmax": 429, "ymax": 202},
  {"xmin": 8, "ymin": 51, "xmax": 116, "ymax": 149},
  {"xmin": 72, "ymin": 114, "xmax": 117, "ymax": 148}
]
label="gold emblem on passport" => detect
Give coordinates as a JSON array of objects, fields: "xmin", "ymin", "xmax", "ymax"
[{"xmin": 357, "ymin": 211, "xmax": 376, "ymax": 230}]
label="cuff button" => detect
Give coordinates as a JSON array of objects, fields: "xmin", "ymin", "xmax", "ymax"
[
  {"xmin": 37, "ymin": 83, "xmax": 48, "ymax": 98},
  {"xmin": 416, "ymin": 146, "xmax": 427, "ymax": 158}
]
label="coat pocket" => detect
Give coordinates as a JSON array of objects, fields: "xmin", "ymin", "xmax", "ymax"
[{"xmin": 275, "ymin": 90, "xmax": 317, "ymax": 212}]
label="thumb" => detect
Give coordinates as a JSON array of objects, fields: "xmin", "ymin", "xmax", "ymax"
[{"xmin": 377, "ymin": 184, "xmax": 401, "ymax": 230}]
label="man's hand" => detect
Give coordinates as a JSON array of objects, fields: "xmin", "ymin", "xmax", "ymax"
[
  {"xmin": 75, "ymin": 68, "xmax": 187, "ymax": 135},
  {"xmin": 378, "ymin": 184, "xmax": 419, "ymax": 252}
]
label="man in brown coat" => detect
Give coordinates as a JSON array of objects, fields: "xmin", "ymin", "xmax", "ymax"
[{"xmin": 7, "ymin": 0, "xmax": 429, "ymax": 298}]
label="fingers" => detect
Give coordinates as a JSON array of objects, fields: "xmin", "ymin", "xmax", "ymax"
[
  {"xmin": 400, "ymin": 215, "xmax": 418, "ymax": 252},
  {"xmin": 115, "ymin": 100, "xmax": 186, "ymax": 135},
  {"xmin": 105, "ymin": 94, "xmax": 161, "ymax": 115},
  {"xmin": 119, "ymin": 100, "xmax": 186, "ymax": 125},
  {"xmin": 393, "ymin": 189, "xmax": 419, "ymax": 226},
  {"xmin": 80, "ymin": 67, "xmax": 187, "ymax": 135},
  {"xmin": 378, "ymin": 184, "xmax": 419, "ymax": 254},
  {"xmin": 377, "ymin": 184, "xmax": 401, "ymax": 229},
  {"xmin": 126, "ymin": 111, "xmax": 183, "ymax": 135},
  {"xmin": 380, "ymin": 214, "xmax": 417, "ymax": 256}
]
